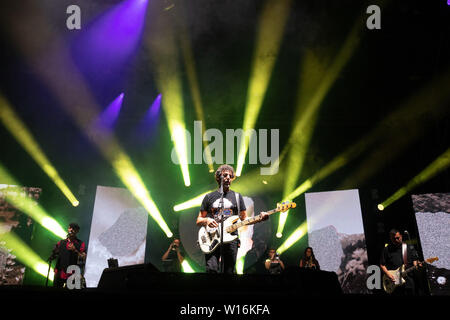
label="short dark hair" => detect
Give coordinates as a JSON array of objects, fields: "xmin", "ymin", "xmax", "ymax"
[
  {"xmin": 389, "ymin": 228, "xmax": 400, "ymax": 237},
  {"xmin": 215, "ymin": 164, "xmax": 235, "ymax": 184},
  {"xmin": 69, "ymin": 223, "xmax": 80, "ymax": 232}
]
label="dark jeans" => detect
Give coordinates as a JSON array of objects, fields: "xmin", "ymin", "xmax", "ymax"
[
  {"xmin": 205, "ymin": 239, "xmax": 239, "ymax": 274},
  {"xmin": 53, "ymin": 273, "xmax": 66, "ymax": 288}
]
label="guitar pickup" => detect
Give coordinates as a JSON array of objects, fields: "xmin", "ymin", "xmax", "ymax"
[{"xmin": 201, "ymin": 235, "xmax": 206, "ymax": 244}]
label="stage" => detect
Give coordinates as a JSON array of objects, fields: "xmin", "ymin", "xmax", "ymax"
[{"xmin": 1, "ymin": 267, "xmax": 448, "ymax": 316}]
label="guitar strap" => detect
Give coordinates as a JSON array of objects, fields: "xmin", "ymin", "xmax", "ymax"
[
  {"xmin": 402, "ymin": 243, "xmax": 408, "ymax": 265},
  {"xmin": 235, "ymin": 192, "xmax": 240, "ymax": 214}
]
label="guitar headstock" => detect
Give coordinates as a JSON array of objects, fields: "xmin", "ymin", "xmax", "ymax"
[
  {"xmin": 426, "ymin": 257, "xmax": 439, "ymax": 264},
  {"xmin": 277, "ymin": 201, "xmax": 297, "ymax": 212}
]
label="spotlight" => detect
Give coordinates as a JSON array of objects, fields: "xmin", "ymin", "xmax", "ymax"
[
  {"xmin": 0, "ymin": 95, "xmax": 79, "ymax": 206},
  {"xmin": 377, "ymin": 204, "xmax": 384, "ymax": 211}
]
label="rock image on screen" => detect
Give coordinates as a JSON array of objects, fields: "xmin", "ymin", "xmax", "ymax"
[
  {"xmin": 0, "ymin": 185, "xmax": 39, "ymax": 286},
  {"xmin": 412, "ymin": 193, "xmax": 450, "ymax": 296},
  {"xmin": 84, "ymin": 186, "xmax": 148, "ymax": 288},
  {"xmin": 305, "ymin": 189, "xmax": 369, "ymax": 294}
]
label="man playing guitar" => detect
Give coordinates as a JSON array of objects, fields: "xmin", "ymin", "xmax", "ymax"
[
  {"xmin": 196, "ymin": 165, "xmax": 268, "ymax": 274},
  {"xmin": 380, "ymin": 229, "xmax": 423, "ymax": 295}
]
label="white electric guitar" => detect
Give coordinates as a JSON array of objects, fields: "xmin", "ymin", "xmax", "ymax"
[
  {"xmin": 382, "ymin": 256, "xmax": 438, "ymax": 294},
  {"xmin": 198, "ymin": 201, "xmax": 296, "ymax": 254}
]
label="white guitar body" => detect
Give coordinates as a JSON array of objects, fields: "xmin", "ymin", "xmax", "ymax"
[
  {"xmin": 198, "ymin": 216, "xmax": 240, "ymax": 254},
  {"xmin": 382, "ymin": 266, "xmax": 406, "ymax": 294},
  {"xmin": 198, "ymin": 201, "xmax": 296, "ymax": 254}
]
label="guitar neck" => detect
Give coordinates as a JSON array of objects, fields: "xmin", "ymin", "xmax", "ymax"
[
  {"xmin": 404, "ymin": 261, "xmax": 424, "ymax": 274},
  {"xmin": 228, "ymin": 208, "xmax": 280, "ymax": 232}
]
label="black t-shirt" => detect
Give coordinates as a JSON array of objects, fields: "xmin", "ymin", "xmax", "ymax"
[
  {"xmin": 200, "ymin": 190, "xmax": 246, "ymax": 222},
  {"xmin": 380, "ymin": 243, "xmax": 419, "ymax": 270}
]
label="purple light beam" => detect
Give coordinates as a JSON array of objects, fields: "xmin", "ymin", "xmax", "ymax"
[
  {"xmin": 71, "ymin": 0, "xmax": 149, "ymax": 91},
  {"xmin": 96, "ymin": 92, "xmax": 124, "ymax": 129}
]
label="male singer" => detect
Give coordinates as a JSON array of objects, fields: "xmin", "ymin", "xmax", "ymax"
[
  {"xmin": 49, "ymin": 222, "xmax": 86, "ymax": 287},
  {"xmin": 196, "ymin": 164, "xmax": 268, "ymax": 274}
]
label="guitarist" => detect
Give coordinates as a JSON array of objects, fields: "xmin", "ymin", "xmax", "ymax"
[
  {"xmin": 379, "ymin": 229, "xmax": 422, "ymax": 295},
  {"xmin": 196, "ymin": 165, "xmax": 268, "ymax": 274}
]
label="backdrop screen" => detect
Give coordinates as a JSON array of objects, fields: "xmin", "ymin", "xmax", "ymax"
[
  {"xmin": 412, "ymin": 193, "xmax": 450, "ymax": 296},
  {"xmin": 305, "ymin": 189, "xmax": 368, "ymax": 294},
  {"xmin": 84, "ymin": 186, "xmax": 148, "ymax": 288},
  {"xmin": 0, "ymin": 185, "xmax": 39, "ymax": 285}
]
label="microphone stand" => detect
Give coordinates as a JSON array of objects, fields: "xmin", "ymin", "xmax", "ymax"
[
  {"xmin": 218, "ymin": 176, "xmax": 225, "ymax": 274},
  {"xmin": 46, "ymin": 257, "xmax": 53, "ymax": 287}
]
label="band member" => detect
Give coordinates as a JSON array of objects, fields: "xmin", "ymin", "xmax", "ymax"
[
  {"xmin": 162, "ymin": 238, "xmax": 184, "ymax": 272},
  {"xmin": 196, "ymin": 164, "xmax": 268, "ymax": 274},
  {"xmin": 264, "ymin": 248, "xmax": 285, "ymax": 275},
  {"xmin": 380, "ymin": 229, "xmax": 422, "ymax": 295},
  {"xmin": 299, "ymin": 247, "xmax": 320, "ymax": 270},
  {"xmin": 49, "ymin": 222, "xmax": 86, "ymax": 288}
]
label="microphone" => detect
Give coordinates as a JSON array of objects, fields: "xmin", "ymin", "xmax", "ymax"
[{"xmin": 404, "ymin": 230, "xmax": 410, "ymax": 240}]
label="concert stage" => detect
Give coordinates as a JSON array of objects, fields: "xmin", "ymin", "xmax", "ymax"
[{"xmin": 1, "ymin": 267, "xmax": 448, "ymax": 317}]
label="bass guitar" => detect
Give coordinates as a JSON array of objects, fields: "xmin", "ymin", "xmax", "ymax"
[{"xmin": 198, "ymin": 201, "xmax": 296, "ymax": 254}]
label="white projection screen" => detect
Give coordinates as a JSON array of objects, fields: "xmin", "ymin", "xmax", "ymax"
[
  {"xmin": 84, "ymin": 186, "xmax": 148, "ymax": 288},
  {"xmin": 412, "ymin": 193, "xmax": 450, "ymax": 296},
  {"xmin": 305, "ymin": 189, "xmax": 369, "ymax": 294}
]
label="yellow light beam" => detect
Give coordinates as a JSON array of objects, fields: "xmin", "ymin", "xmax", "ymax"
[
  {"xmin": 277, "ymin": 221, "xmax": 308, "ymax": 255},
  {"xmin": 177, "ymin": 5, "xmax": 214, "ymax": 173},
  {"xmin": 146, "ymin": 9, "xmax": 190, "ymax": 186},
  {"xmin": 0, "ymin": 231, "xmax": 54, "ymax": 281},
  {"xmin": 379, "ymin": 147, "xmax": 450, "ymax": 210},
  {"xmin": 0, "ymin": 164, "xmax": 66, "ymax": 239},
  {"xmin": 0, "ymin": 4, "xmax": 173, "ymax": 238},
  {"xmin": 0, "ymin": 94, "xmax": 79, "ymax": 207},
  {"xmin": 285, "ymin": 67, "xmax": 450, "ymax": 203},
  {"xmin": 236, "ymin": 0, "xmax": 293, "ymax": 177},
  {"xmin": 338, "ymin": 69, "xmax": 450, "ymax": 190},
  {"xmin": 173, "ymin": 166, "xmax": 286, "ymax": 213},
  {"xmin": 174, "ymin": 190, "xmax": 212, "ymax": 212},
  {"xmin": 181, "ymin": 259, "xmax": 196, "ymax": 273}
]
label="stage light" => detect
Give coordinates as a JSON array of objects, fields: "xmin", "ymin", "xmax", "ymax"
[
  {"xmin": 174, "ymin": 166, "xmax": 286, "ymax": 214},
  {"xmin": 377, "ymin": 204, "xmax": 384, "ymax": 211},
  {"xmin": 174, "ymin": 191, "xmax": 213, "ymax": 212},
  {"xmin": 112, "ymin": 152, "xmax": 173, "ymax": 237},
  {"xmin": 277, "ymin": 221, "xmax": 308, "ymax": 255},
  {"xmin": 146, "ymin": 10, "xmax": 191, "ymax": 187},
  {"xmin": 0, "ymin": 164, "xmax": 67, "ymax": 239},
  {"xmin": 236, "ymin": 0, "xmax": 292, "ymax": 177},
  {"xmin": 71, "ymin": 0, "xmax": 149, "ymax": 87},
  {"xmin": 276, "ymin": 232, "xmax": 282, "ymax": 238},
  {"xmin": 0, "ymin": 95, "xmax": 79, "ymax": 206},
  {"xmin": 278, "ymin": 19, "xmax": 363, "ymax": 237},
  {"xmin": 2, "ymin": 0, "xmax": 173, "ymax": 238},
  {"xmin": 236, "ymin": 256, "xmax": 245, "ymax": 275},
  {"xmin": 95, "ymin": 93, "xmax": 124, "ymax": 129},
  {"xmin": 177, "ymin": 8, "xmax": 214, "ymax": 173},
  {"xmin": 0, "ymin": 231, "xmax": 54, "ymax": 281},
  {"xmin": 181, "ymin": 260, "xmax": 195, "ymax": 273},
  {"xmin": 379, "ymin": 147, "xmax": 450, "ymax": 210}
]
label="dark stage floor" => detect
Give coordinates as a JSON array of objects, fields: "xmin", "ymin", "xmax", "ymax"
[{"xmin": 1, "ymin": 269, "xmax": 448, "ymax": 317}]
